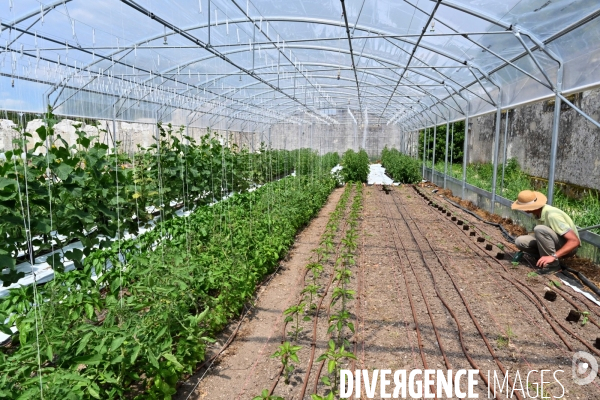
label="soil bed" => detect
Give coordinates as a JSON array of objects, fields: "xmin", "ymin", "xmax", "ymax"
[{"xmin": 179, "ymin": 184, "xmax": 600, "ymax": 400}]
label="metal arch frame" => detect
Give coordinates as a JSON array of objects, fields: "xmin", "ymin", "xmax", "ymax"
[
  {"xmin": 112, "ymin": 44, "xmax": 452, "ymax": 118},
  {"xmin": 0, "ymin": 0, "xmax": 72, "ymax": 33},
  {"xmin": 5, "ymin": 2, "xmax": 600, "ymax": 141},
  {"xmin": 15, "ymin": 12, "xmax": 522, "ymax": 130},
  {"xmin": 39, "ymin": 15, "xmax": 507, "ymax": 111},
  {"xmin": 404, "ymin": 6, "xmax": 600, "ymax": 124}
]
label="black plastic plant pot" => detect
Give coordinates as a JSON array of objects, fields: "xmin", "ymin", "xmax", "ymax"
[
  {"xmin": 496, "ymin": 252, "xmax": 504, "ymax": 259},
  {"xmin": 477, "ymin": 237, "xmax": 485, "ymax": 243},
  {"xmin": 544, "ymin": 290, "xmax": 557, "ymax": 302},
  {"xmin": 470, "ymin": 231, "xmax": 476, "ymax": 236},
  {"xmin": 566, "ymin": 310, "xmax": 581, "ymax": 322},
  {"xmin": 446, "ymin": 212, "xmax": 451, "ymax": 217},
  {"xmin": 485, "ymin": 243, "xmax": 493, "ymax": 251},
  {"xmin": 595, "ymin": 338, "xmax": 600, "ymax": 349},
  {"xmin": 451, "ymin": 216, "xmax": 457, "ymax": 221},
  {"xmin": 457, "ymin": 220, "xmax": 464, "ymax": 226},
  {"xmin": 463, "ymin": 225, "xmax": 470, "ymax": 231}
]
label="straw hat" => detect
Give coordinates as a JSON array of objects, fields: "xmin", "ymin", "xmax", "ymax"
[{"xmin": 511, "ymin": 190, "xmax": 547, "ymax": 211}]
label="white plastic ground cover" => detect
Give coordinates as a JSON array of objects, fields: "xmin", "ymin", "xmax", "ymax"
[
  {"xmin": 367, "ymin": 164, "xmax": 397, "ymax": 186},
  {"xmin": 558, "ymin": 275, "xmax": 600, "ymax": 307}
]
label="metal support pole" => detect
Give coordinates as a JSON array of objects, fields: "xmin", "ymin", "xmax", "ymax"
[
  {"xmin": 548, "ymin": 65, "xmax": 564, "ymax": 205},
  {"xmin": 462, "ymin": 103, "xmax": 470, "ymax": 198},
  {"xmin": 422, "ymin": 127, "xmax": 427, "ymax": 178},
  {"xmin": 444, "ymin": 116, "xmax": 450, "ymax": 189},
  {"xmin": 491, "ymin": 103, "xmax": 502, "ymax": 214},
  {"xmin": 501, "ymin": 109, "xmax": 510, "ymax": 192},
  {"xmin": 431, "ymin": 117, "xmax": 437, "ymax": 183}
]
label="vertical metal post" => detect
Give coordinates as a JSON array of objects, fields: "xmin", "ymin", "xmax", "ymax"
[
  {"xmin": 462, "ymin": 103, "xmax": 470, "ymax": 198},
  {"xmin": 450, "ymin": 122, "xmax": 454, "ymax": 175},
  {"xmin": 422, "ymin": 127, "xmax": 427, "ymax": 178},
  {"xmin": 548, "ymin": 65, "xmax": 563, "ymax": 205},
  {"xmin": 501, "ymin": 109, "xmax": 510, "ymax": 191},
  {"xmin": 431, "ymin": 116, "xmax": 437, "ymax": 183},
  {"xmin": 491, "ymin": 102, "xmax": 502, "ymax": 214},
  {"xmin": 208, "ymin": 0, "xmax": 211, "ymax": 46},
  {"xmin": 444, "ymin": 116, "xmax": 450, "ymax": 189}
]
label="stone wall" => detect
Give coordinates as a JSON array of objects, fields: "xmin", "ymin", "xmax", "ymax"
[{"xmin": 467, "ymin": 88, "xmax": 600, "ymax": 190}]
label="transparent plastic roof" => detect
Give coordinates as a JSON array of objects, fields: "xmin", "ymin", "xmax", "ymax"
[{"xmin": 1, "ymin": 0, "xmax": 599, "ymax": 130}]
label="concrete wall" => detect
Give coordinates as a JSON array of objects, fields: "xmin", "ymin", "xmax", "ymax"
[{"xmin": 467, "ymin": 88, "xmax": 600, "ymax": 190}]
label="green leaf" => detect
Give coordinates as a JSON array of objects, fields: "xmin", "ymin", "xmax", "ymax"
[
  {"xmin": 0, "ymin": 177, "xmax": 17, "ymax": 190},
  {"xmin": 55, "ymin": 163, "xmax": 74, "ymax": 180},
  {"xmin": 46, "ymin": 344, "xmax": 53, "ymax": 361},
  {"xmin": 147, "ymin": 349, "xmax": 159, "ymax": 369},
  {"xmin": 130, "ymin": 345, "xmax": 142, "ymax": 364},
  {"xmin": 36, "ymin": 126, "xmax": 48, "ymax": 141},
  {"xmin": 0, "ymin": 324, "xmax": 13, "ymax": 336},
  {"xmin": 162, "ymin": 352, "xmax": 183, "ymax": 370},
  {"xmin": 84, "ymin": 303, "xmax": 94, "ymax": 320},
  {"xmin": 76, "ymin": 332, "xmax": 94, "ymax": 355},
  {"xmin": 88, "ymin": 386, "xmax": 101, "ymax": 399},
  {"xmin": 328, "ymin": 360, "xmax": 336, "ymax": 374},
  {"xmin": 71, "ymin": 353, "xmax": 103, "ymax": 365},
  {"xmin": 110, "ymin": 336, "xmax": 126, "ymax": 352}
]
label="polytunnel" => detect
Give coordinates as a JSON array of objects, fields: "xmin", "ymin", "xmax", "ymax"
[{"xmin": 2, "ymin": 1, "xmax": 600, "ymax": 399}]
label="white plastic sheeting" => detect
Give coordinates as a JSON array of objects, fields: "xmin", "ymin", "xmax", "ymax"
[{"xmin": 0, "ymin": 1, "xmax": 598, "ymax": 128}]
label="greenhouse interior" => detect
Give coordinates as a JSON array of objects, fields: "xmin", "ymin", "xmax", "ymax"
[{"xmin": 1, "ymin": 0, "xmax": 600, "ymax": 399}]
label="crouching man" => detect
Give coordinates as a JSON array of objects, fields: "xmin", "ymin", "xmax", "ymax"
[{"xmin": 511, "ymin": 190, "xmax": 580, "ymax": 274}]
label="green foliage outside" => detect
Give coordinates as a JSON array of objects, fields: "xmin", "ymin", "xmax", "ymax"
[
  {"xmin": 418, "ymin": 121, "xmax": 465, "ymax": 164},
  {"xmin": 340, "ymin": 149, "xmax": 369, "ymax": 183},
  {"xmin": 381, "ymin": 146, "xmax": 422, "ymax": 184},
  {"xmin": 428, "ymin": 158, "xmax": 600, "ymax": 234}
]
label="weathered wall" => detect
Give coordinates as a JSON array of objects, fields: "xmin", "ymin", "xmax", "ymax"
[{"xmin": 468, "ymin": 88, "xmax": 600, "ymax": 190}]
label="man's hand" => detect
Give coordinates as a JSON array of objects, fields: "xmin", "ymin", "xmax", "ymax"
[{"xmin": 537, "ymin": 255, "xmax": 557, "ymax": 268}]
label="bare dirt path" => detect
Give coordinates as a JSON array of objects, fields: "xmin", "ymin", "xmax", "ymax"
[{"xmin": 176, "ymin": 187, "xmax": 345, "ymax": 400}]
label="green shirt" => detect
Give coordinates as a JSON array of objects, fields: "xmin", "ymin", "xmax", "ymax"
[{"xmin": 539, "ymin": 205, "xmax": 580, "ymax": 240}]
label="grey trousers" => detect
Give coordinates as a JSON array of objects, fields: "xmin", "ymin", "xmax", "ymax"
[{"xmin": 515, "ymin": 225, "xmax": 575, "ymax": 267}]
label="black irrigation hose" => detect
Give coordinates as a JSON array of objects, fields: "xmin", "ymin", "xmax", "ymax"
[
  {"xmin": 442, "ymin": 197, "xmax": 516, "ymax": 244},
  {"xmin": 419, "ymin": 187, "xmax": 600, "ymax": 303},
  {"xmin": 563, "ymin": 267, "xmax": 600, "ymax": 298}
]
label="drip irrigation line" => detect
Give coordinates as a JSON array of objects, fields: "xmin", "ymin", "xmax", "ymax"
[
  {"xmin": 382, "ymin": 190, "xmax": 451, "ymax": 398},
  {"xmin": 551, "ymin": 286, "xmax": 600, "ymax": 329},
  {"xmin": 442, "ymin": 196, "xmax": 515, "ymax": 244},
  {"xmin": 382, "ymin": 190, "xmax": 452, "ymax": 368},
  {"xmin": 563, "ymin": 267, "xmax": 600, "ymax": 298},
  {"xmin": 299, "ymin": 185, "xmax": 355, "ymax": 400},
  {"xmin": 183, "ymin": 252, "xmax": 288, "ymax": 399},
  {"xmin": 419, "ymin": 186, "xmax": 600, "ymax": 393},
  {"xmin": 312, "ymin": 187, "xmax": 363, "ymax": 396},
  {"xmin": 386, "ymin": 188, "xmax": 502, "ymax": 398},
  {"xmin": 414, "ymin": 189, "xmax": 547, "ymax": 376},
  {"xmin": 394, "ymin": 188, "xmax": 522, "ymax": 400},
  {"xmin": 433, "ymin": 190, "xmax": 600, "ymax": 303},
  {"xmin": 556, "ymin": 283, "xmax": 600, "ymax": 316},
  {"xmin": 416, "ymin": 187, "xmax": 600, "ymax": 367}
]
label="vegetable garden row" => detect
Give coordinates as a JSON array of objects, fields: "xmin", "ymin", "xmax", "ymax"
[{"xmin": 0, "ymin": 111, "xmax": 344, "ymax": 398}]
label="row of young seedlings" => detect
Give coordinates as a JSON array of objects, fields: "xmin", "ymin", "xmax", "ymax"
[
  {"xmin": 312, "ymin": 183, "xmax": 363, "ymax": 400},
  {"xmin": 414, "ymin": 186, "xmax": 600, "ymax": 356},
  {"xmin": 253, "ymin": 184, "xmax": 355, "ymax": 400}
]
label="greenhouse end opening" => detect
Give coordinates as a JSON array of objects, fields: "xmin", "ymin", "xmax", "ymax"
[{"xmin": 339, "ymin": 369, "xmax": 566, "ymax": 399}]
